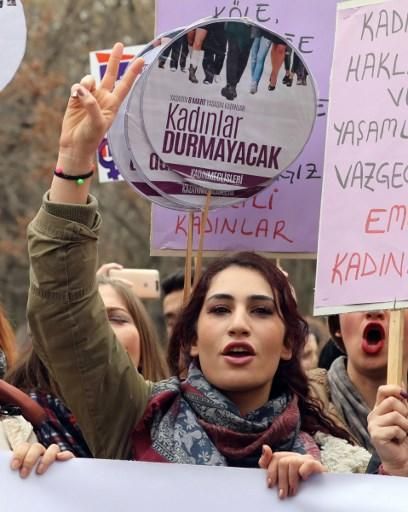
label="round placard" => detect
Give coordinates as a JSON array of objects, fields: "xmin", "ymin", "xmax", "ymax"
[
  {"xmin": 124, "ymin": 44, "xmax": 265, "ymax": 211},
  {"xmin": 0, "ymin": 1, "xmax": 26, "ymax": 91},
  {"xmin": 138, "ymin": 17, "xmax": 317, "ymax": 192}
]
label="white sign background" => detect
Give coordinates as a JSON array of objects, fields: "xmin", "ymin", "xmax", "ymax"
[
  {"xmin": 0, "ymin": 452, "xmax": 407, "ymax": 511},
  {"xmin": 0, "ymin": 1, "xmax": 26, "ymax": 92}
]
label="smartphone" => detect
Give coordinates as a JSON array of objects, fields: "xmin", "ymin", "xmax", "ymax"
[{"xmin": 109, "ymin": 269, "xmax": 161, "ymax": 299}]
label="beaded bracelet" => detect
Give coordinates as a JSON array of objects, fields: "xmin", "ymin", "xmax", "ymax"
[{"xmin": 54, "ymin": 168, "xmax": 94, "ymax": 185}]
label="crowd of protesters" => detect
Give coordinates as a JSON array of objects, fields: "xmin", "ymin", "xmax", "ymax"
[{"xmin": 1, "ymin": 44, "xmax": 407, "ymax": 496}]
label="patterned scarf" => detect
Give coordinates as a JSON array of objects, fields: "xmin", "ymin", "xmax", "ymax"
[
  {"xmin": 327, "ymin": 356, "xmax": 373, "ymax": 452},
  {"xmin": 0, "ymin": 350, "xmax": 7, "ymax": 379},
  {"xmin": 132, "ymin": 364, "xmax": 319, "ymax": 466}
]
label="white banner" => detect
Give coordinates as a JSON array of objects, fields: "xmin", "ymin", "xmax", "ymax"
[{"xmin": 0, "ymin": 451, "xmax": 407, "ymax": 511}]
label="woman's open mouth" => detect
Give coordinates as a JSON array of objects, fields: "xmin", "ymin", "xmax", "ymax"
[
  {"xmin": 222, "ymin": 342, "xmax": 255, "ymax": 365},
  {"xmin": 361, "ymin": 322, "xmax": 385, "ymax": 355}
]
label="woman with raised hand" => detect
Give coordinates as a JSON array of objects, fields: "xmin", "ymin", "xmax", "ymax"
[
  {"xmin": 310, "ymin": 311, "xmax": 408, "ymax": 456},
  {"xmin": 14, "ymin": 43, "xmax": 356, "ymax": 498},
  {"xmin": 96, "ymin": 275, "xmax": 168, "ymax": 380},
  {"xmin": 5, "ymin": 272, "xmax": 168, "ymax": 459}
]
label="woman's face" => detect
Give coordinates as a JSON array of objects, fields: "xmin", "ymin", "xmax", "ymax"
[
  {"xmin": 192, "ymin": 266, "xmax": 292, "ymax": 414},
  {"xmin": 99, "ymin": 284, "xmax": 141, "ymax": 368},
  {"xmin": 301, "ymin": 333, "xmax": 319, "ymax": 372},
  {"xmin": 339, "ymin": 310, "xmax": 408, "ymax": 379}
]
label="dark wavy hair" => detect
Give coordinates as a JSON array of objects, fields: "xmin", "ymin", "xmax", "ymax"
[
  {"xmin": 168, "ymin": 252, "xmax": 351, "ymax": 441},
  {"xmin": 0, "ymin": 304, "xmax": 17, "ymax": 375}
]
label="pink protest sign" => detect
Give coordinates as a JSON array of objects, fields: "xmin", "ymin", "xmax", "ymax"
[
  {"xmin": 314, "ymin": 0, "xmax": 408, "ymax": 314},
  {"xmin": 151, "ymin": 0, "xmax": 339, "ymax": 255}
]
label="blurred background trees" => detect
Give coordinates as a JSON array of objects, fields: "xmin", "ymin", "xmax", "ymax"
[{"xmin": 0, "ymin": 0, "xmax": 316, "ymax": 337}]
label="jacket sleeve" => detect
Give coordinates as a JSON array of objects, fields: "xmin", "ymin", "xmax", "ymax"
[{"xmin": 27, "ymin": 193, "xmax": 153, "ymax": 460}]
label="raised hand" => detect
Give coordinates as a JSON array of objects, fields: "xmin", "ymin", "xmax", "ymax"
[
  {"xmin": 58, "ymin": 42, "xmax": 144, "ymax": 173},
  {"xmin": 50, "ymin": 43, "xmax": 143, "ymax": 204}
]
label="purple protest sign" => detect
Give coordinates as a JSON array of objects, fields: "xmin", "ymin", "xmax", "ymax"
[
  {"xmin": 315, "ymin": 0, "xmax": 408, "ymax": 313},
  {"xmin": 151, "ymin": 0, "xmax": 339, "ymax": 255}
]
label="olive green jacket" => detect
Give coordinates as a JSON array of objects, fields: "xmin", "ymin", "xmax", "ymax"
[{"xmin": 27, "ymin": 194, "xmax": 154, "ymax": 459}]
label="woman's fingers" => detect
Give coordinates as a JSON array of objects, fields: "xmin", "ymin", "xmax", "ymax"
[
  {"xmin": 114, "ymin": 56, "xmax": 144, "ymax": 105},
  {"xmin": 11, "ymin": 442, "xmax": 45, "ymax": 478},
  {"xmin": 64, "ymin": 42, "xmax": 143, "ymax": 150},
  {"xmin": 299, "ymin": 459, "xmax": 326, "ymax": 480},
  {"xmin": 371, "ymin": 425, "xmax": 408, "ymax": 444},
  {"xmin": 263, "ymin": 452, "xmax": 324, "ymax": 499},
  {"xmin": 96, "ymin": 262, "xmax": 123, "ymax": 277},
  {"xmin": 370, "ymin": 395, "xmax": 408, "ymax": 418},
  {"xmin": 258, "ymin": 444, "xmax": 273, "ymax": 469},
  {"xmin": 368, "ymin": 397, "xmax": 408, "ymax": 444},
  {"xmin": 36, "ymin": 444, "xmax": 61, "ymax": 475},
  {"xmin": 80, "ymin": 74, "xmax": 97, "ymax": 92},
  {"xmin": 10, "ymin": 442, "xmax": 31, "ymax": 471},
  {"xmin": 75, "ymin": 86, "xmax": 105, "ymax": 132},
  {"xmin": 100, "ymin": 42, "xmax": 124, "ymax": 91},
  {"xmin": 375, "ymin": 385, "xmax": 406, "ymax": 407},
  {"xmin": 266, "ymin": 458, "xmax": 278, "ymax": 489},
  {"xmin": 277, "ymin": 458, "xmax": 290, "ymax": 499},
  {"xmin": 56, "ymin": 451, "xmax": 75, "ymax": 462},
  {"xmin": 375, "ymin": 410, "xmax": 408, "ymax": 431},
  {"xmin": 288, "ymin": 459, "xmax": 301, "ymax": 496},
  {"xmin": 10, "ymin": 443, "xmax": 73, "ymax": 478}
]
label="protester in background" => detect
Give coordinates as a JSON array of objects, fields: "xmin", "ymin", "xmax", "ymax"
[
  {"xmin": 301, "ymin": 316, "xmax": 328, "ymax": 372},
  {"xmin": 0, "ymin": 305, "xmax": 17, "ymax": 379},
  {"xmin": 309, "ymin": 310, "xmax": 408, "ymax": 454},
  {"xmin": 97, "ymin": 275, "xmax": 168, "ymax": 380},
  {"xmin": 162, "ymin": 269, "xmax": 198, "ymax": 377},
  {"xmin": 302, "ymin": 328, "xmax": 320, "ymax": 372},
  {"xmin": 0, "ymin": 379, "xmax": 40, "ymax": 451},
  {"xmin": 1, "ymin": 378, "xmax": 72, "ymax": 469},
  {"xmin": 6, "ymin": 272, "xmax": 168, "ymax": 456},
  {"xmin": 161, "ymin": 269, "xmax": 187, "ymax": 340},
  {"xmin": 12, "ymin": 45, "xmax": 364, "ymax": 496},
  {"xmin": 318, "ymin": 337, "xmax": 344, "ymax": 371},
  {"xmin": 366, "ymin": 384, "xmax": 408, "ymax": 477},
  {"xmin": 6, "ymin": 348, "xmax": 92, "ymax": 457}
]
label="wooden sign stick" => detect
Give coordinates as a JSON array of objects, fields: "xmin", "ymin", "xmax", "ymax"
[
  {"xmin": 387, "ymin": 309, "xmax": 407, "ymax": 387},
  {"xmin": 183, "ymin": 212, "xmax": 194, "ymax": 305},
  {"xmin": 193, "ymin": 191, "xmax": 211, "ymax": 289}
]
